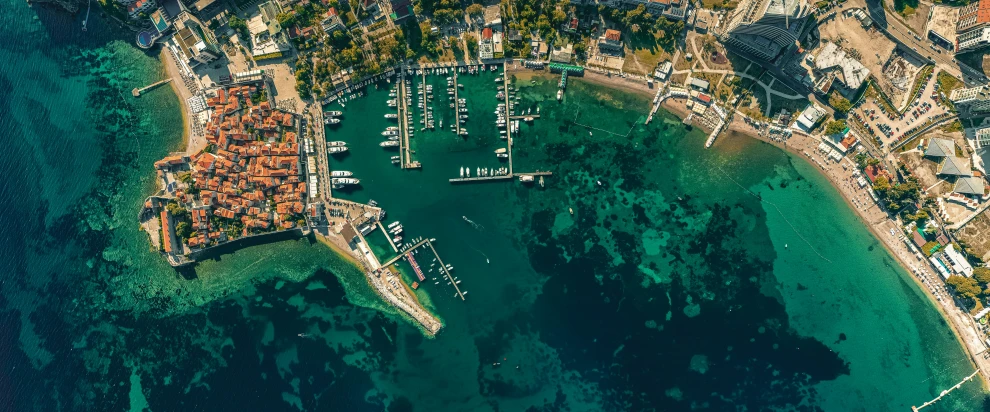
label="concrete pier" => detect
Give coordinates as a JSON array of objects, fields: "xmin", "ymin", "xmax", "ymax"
[{"xmin": 132, "ymin": 78, "xmax": 172, "ymax": 97}]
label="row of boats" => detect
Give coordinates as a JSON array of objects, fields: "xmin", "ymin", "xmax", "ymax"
[
  {"xmin": 459, "ymin": 166, "xmax": 509, "ymax": 178},
  {"xmin": 324, "ymin": 111, "xmax": 342, "ymax": 125},
  {"xmin": 406, "ymin": 64, "xmax": 500, "ymax": 77}
]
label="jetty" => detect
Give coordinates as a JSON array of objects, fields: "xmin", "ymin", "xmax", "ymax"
[
  {"xmin": 501, "ymin": 62, "xmax": 515, "ymax": 175},
  {"xmin": 377, "ymin": 220, "xmax": 398, "ymax": 252},
  {"xmin": 912, "ymin": 370, "xmax": 981, "ymax": 411},
  {"xmin": 508, "ymin": 115, "xmax": 540, "ymax": 120},
  {"xmin": 132, "ymin": 79, "xmax": 172, "ymax": 97},
  {"xmin": 381, "ymin": 238, "xmax": 430, "ymax": 266},
  {"xmin": 426, "ymin": 240, "xmax": 465, "ymax": 300},
  {"xmin": 449, "ymin": 175, "xmax": 514, "ymax": 183},
  {"xmin": 453, "ymin": 69, "xmax": 461, "ymax": 136},
  {"xmin": 398, "ymin": 73, "xmax": 412, "ymax": 169}
]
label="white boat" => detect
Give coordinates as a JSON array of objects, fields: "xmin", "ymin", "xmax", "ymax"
[
  {"xmin": 476, "ymin": 167, "xmax": 480, "ymax": 176},
  {"xmin": 382, "ymin": 130, "xmax": 399, "ymax": 136},
  {"xmin": 331, "ymin": 178, "xmax": 360, "ymax": 185},
  {"xmin": 328, "ymin": 146, "xmax": 349, "ymax": 154},
  {"xmin": 388, "ymin": 221, "xmax": 400, "ymax": 229},
  {"xmin": 388, "ymin": 136, "xmax": 400, "ymax": 141},
  {"xmin": 325, "ymin": 111, "xmax": 343, "ymax": 117},
  {"xmin": 391, "ymin": 155, "xmax": 400, "ymax": 161},
  {"xmin": 519, "ymin": 175, "xmax": 535, "ymax": 183},
  {"xmin": 460, "ymin": 167, "xmax": 465, "ymax": 178},
  {"xmin": 393, "ymin": 236, "xmax": 403, "ymax": 243},
  {"xmin": 385, "ymin": 113, "xmax": 399, "ymax": 119},
  {"xmin": 497, "ymin": 153, "xmax": 508, "ymax": 159},
  {"xmin": 386, "ymin": 126, "xmax": 399, "ymax": 131},
  {"xmin": 524, "ymin": 117, "xmax": 534, "ymax": 122},
  {"xmin": 328, "ymin": 141, "xmax": 347, "ymax": 146},
  {"xmin": 495, "ymin": 148, "xmax": 507, "ymax": 154},
  {"xmin": 380, "ymin": 141, "xmax": 399, "ymax": 147},
  {"xmin": 331, "ymin": 171, "xmax": 353, "ymax": 177},
  {"xmin": 325, "ymin": 118, "xmax": 340, "ymax": 125},
  {"xmin": 466, "ymin": 168, "xmax": 470, "ymax": 177},
  {"xmin": 557, "ymin": 90, "xmax": 563, "ymax": 101}
]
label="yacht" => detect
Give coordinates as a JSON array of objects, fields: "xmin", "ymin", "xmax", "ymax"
[
  {"xmin": 391, "ymin": 155, "xmax": 401, "ymax": 161},
  {"xmin": 331, "ymin": 171, "xmax": 353, "ymax": 177},
  {"xmin": 385, "ymin": 113, "xmax": 399, "ymax": 119},
  {"xmin": 380, "ymin": 141, "xmax": 399, "ymax": 147},
  {"xmin": 386, "ymin": 126, "xmax": 399, "ymax": 131},
  {"xmin": 388, "ymin": 221, "xmax": 400, "ymax": 229},
  {"xmin": 328, "ymin": 141, "xmax": 347, "ymax": 147},
  {"xmin": 327, "ymin": 146, "xmax": 349, "ymax": 154},
  {"xmin": 393, "ymin": 236, "xmax": 403, "ymax": 244},
  {"xmin": 331, "ymin": 177, "xmax": 360, "ymax": 185},
  {"xmin": 382, "ymin": 130, "xmax": 399, "ymax": 136},
  {"xmin": 325, "ymin": 118, "xmax": 340, "ymax": 125},
  {"xmin": 497, "ymin": 153, "xmax": 508, "ymax": 159},
  {"xmin": 325, "ymin": 111, "xmax": 343, "ymax": 117},
  {"xmin": 387, "ymin": 136, "xmax": 400, "ymax": 141}
]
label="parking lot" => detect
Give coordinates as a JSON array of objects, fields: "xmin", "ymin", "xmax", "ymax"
[{"xmin": 850, "ymin": 69, "xmax": 951, "ymax": 148}]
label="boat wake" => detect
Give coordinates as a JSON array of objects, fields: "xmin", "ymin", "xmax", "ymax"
[{"xmin": 463, "ymin": 216, "xmax": 484, "ymax": 231}]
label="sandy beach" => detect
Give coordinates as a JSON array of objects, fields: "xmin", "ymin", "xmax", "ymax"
[{"xmin": 160, "ymin": 48, "xmax": 207, "ymax": 155}]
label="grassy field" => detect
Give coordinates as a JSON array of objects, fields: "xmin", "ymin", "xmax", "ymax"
[{"xmin": 622, "ymin": 27, "xmax": 677, "ymax": 75}]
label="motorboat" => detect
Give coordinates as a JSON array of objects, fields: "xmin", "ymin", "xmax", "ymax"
[
  {"xmin": 331, "ymin": 171, "xmax": 353, "ymax": 177},
  {"xmin": 385, "ymin": 113, "xmax": 399, "ymax": 119},
  {"xmin": 327, "ymin": 146, "xmax": 349, "ymax": 154},
  {"xmin": 388, "ymin": 221, "xmax": 400, "ymax": 229},
  {"xmin": 497, "ymin": 153, "xmax": 508, "ymax": 159},
  {"xmin": 387, "ymin": 136, "xmax": 400, "ymax": 141},
  {"xmin": 495, "ymin": 148, "xmax": 507, "ymax": 154},
  {"xmin": 557, "ymin": 90, "xmax": 563, "ymax": 101},
  {"xmin": 380, "ymin": 141, "xmax": 400, "ymax": 147},
  {"xmin": 325, "ymin": 111, "xmax": 343, "ymax": 117},
  {"xmin": 331, "ymin": 177, "xmax": 360, "ymax": 185},
  {"xmin": 520, "ymin": 175, "xmax": 535, "ymax": 183},
  {"xmin": 328, "ymin": 141, "xmax": 347, "ymax": 147},
  {"xmin": 386, "ymin": 126, "xmax": 399, "ymax": 131},
  {"xmin": 325, "ymin": 118, "xmax": 340, "ymax": 125},
  {"xmin": 382, "ymin": 130, "xmax": 399, "ymax": 136},
  {"xmin": 460, "ymin": 166, "xmax": 465, "ymax": 178}
]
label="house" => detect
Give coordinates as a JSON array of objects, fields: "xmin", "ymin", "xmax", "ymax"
[
  {"xmin": 654, "ymin": 61, "xmax": 672, "ymax": 81},
  {"xmin": 938, "ymin": 156, "xmax": 973, "ymax": 176},
  {"xmin": 688, "ymin": 77, "xmax": 710, "ymax": 91},
  {"xmin": 795, "ymin": 104, "xmax": 825, "ymax": 131},
  {"xmin": 126, "ymin": 0, "xmax": 157, "ymax": 18},
  {"xmin": 361, "ymin": 0, "xmax": 381, "ymax": 14},
  {"xmin": 173, "ymin": 13, "xmax": 222, "ymax": 66},
  {"xmin": 389, "ymin": 0, "xmax": 413, "ymax": 22},
  {"xmin": 954, "ymin": 176, "xmax": 986, "ymax": 196},
  {"xmin": 249, "ymin": 1, "xmax": 293, "ymax": 60},
  {"xmin": 598, "ymin": 29, "xmax": 623, "ymax": 53},
  {"xmin": 951, "ymin": 84, "xmax": 990, "ymax": 114},
  {"xmin": 320, "ymin": 8, "xmax": 345, "ymax": 33},
  {"xmin": 551, "ymin": 44, "xmax": 573, "ymax": 63},
  {"xmin": 956, "ymin": 0, "xmax": 990, "ymax": 51},
  {"xmin": 925, "ymin": 138, "xmax": 957, "ymax": 158}
]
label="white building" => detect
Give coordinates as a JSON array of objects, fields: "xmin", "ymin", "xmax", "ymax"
[
  {"xmin": 951, "ymin": 84, "xmax": 990, "ymax": 114},
  {"xmin": 944, "ymin": 244, "xmax": 975, "ymax": 277}
]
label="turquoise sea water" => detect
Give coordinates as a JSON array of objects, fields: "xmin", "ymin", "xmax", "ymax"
[{"xmin": 1, "ymin": 1, "xmax": 988, "ymax": 410}]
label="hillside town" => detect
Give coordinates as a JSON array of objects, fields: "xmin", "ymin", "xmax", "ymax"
[{"xmin": 117, "ymin": 0, "xmax": 990, "ymax": 376}]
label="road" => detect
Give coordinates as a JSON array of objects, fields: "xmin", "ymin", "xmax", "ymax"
[{"xmin": 857, "ymin": 0, "xmax": 987, "ymax": 86}]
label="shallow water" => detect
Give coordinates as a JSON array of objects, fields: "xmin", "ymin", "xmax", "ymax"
[{"xmin": 0, "ymin": 2, "xmax": 987, "ymax": 411}]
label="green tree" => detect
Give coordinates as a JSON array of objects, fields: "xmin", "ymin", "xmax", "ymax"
[
  {"xmin": 229, "ymin": 16, "xmax": 249, "ymax": 38},
  {"xmin": 824, "ymin": 119, "xmax": 847, "ymax": 135},
  {"xmin": 465, "ymin": 33, "xmax": 478, "ymax": 55},
  {"xmin": 974, "ymin": 267, "xmax": 990, "ymax": 285},
  {"xmin": 466, "ymin": 3, "xmax": 484, "ymax": 17},
  {"xmin": 947, "ymin": 275, "xmax": 982, "ymax": 300},
  {"xmin": 175, "ymin": 221, "xmax": 193, "ymax": 239},
  {"xmin": 277, "ymin": 12, "xmax": 295, "ymax": 27},
  {"xmin": 830, "ymin": 92, "xmax": 852, "ymax": 114}
]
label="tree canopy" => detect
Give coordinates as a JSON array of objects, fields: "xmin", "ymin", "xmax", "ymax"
[
  {"xmin": 824, "ymin": 119, "xmax": 846, "ymax": 135},
  {"xmin": 947, "ymin": 275, "xmax": 982, "ymax": 300}
]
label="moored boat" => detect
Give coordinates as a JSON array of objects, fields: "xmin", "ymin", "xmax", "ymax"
[
  {"xmin": 331, "ymin": 171, "xmax": 353, "ymax": 177},
  {"xmin": 328, "ymin": 141, "xmax": 347, "ymax": 146},
  {"xmin": 328, "ymin": 146, "xmax": 349, "ymax": 154}
]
